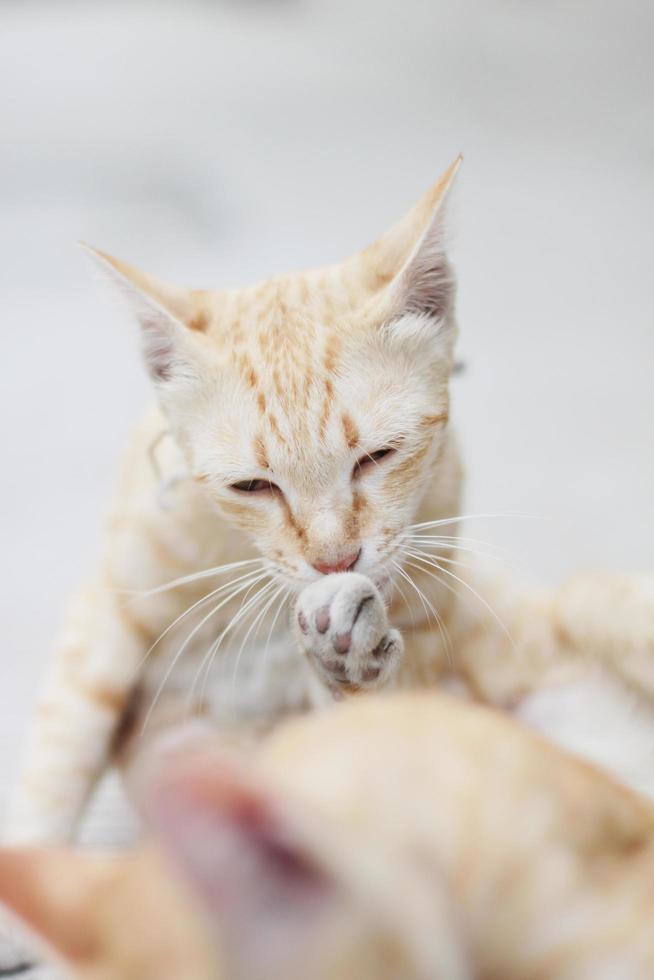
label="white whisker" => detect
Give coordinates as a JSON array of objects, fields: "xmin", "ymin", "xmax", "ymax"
[
  {"xmin": 408, "ymin": 541, "xmax": 504, "ymax": 565},
  {"xmin": 391, "ymin": 559, "xmax": 438, "ymax": 628},
  {"xmin": 405, "ymin": 557, "xmax": 494, "ymax": 672},
  {"xmin": 192, "ymin": 575, "xmax": 273, "ymax": 702},
  {"xmin": 141, "ymin": 571, "xmax": 270, "ymax": 733},
  {"xmin": 409, "ymin": 531, "xmax": 505, "ymax": 546},
  {"xmin": 390, "ymin": 572, "xmax": 415, "ymax": 629},
  {"xmin": 231, "ymin": 583, "xmax": 286, "ymax": 693},
  {"xmin": 408, "ymin": 512, "xmax": 530, "ymax": 532},
  {"xmin": 408, "ymin": 534, "xmax": 507, "ymax": 555},
  {"xmin": 130, "ymin": 558, "xmax": 264, "ymax": 600},
  {"xmin": 406, "ymin": 553, "xmax": 517, "ymax": 655},
  {"xmin": 408, "ymin": 535, "xmax": 524, "ymax": 576},
  {"xmin": 393, "ymin": 559, "xmax": 453, "ymax": 665},
  {"xmin": 404, "ymin": 513, "xmax": 532, "ymax": 576},
  {"xmin": 195, "ymin": 579, "xmax": 276, "ymax": 708},
  {"xmin": 401, "ymin": 547, "xmax": 477, "ymax": 575},
  {"xmin": 260, "ymin": 588, "xmax": 292, "ymax": 690},
  {"xmin": 137, "ymin": 568, "xmax": 267, "ymax": 670}
]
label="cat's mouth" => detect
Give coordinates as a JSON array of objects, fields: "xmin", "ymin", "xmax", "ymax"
[{"xmin": 269, "ymin": 561, "xmax": 393, "ymax": 604}]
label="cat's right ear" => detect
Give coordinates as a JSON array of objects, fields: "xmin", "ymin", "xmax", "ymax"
[
  {"xmin": 365, "ymin": 157, "xmax": 462, "ymax": 354},
  {"xmin": 81, "ymin": 245, "xmax": 209, "ymax": 385}
]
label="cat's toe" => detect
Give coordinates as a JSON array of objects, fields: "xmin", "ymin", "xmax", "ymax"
[{"xmin": 344, "ymin": 628, "xmax": 403, "ymax": 689}]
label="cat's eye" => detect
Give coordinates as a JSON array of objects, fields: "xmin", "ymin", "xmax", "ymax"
[
  {"xmin": 353, "ymin": 447, "xmax": 396, "ymax": 476},
  {"xmin": 230, "ymin": 479, "xmax": 280, "ymax": 494}
]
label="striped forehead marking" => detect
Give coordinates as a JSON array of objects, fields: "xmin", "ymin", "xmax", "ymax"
[
  {"xmin": 253, "ymin": 435, "xmax": 269, "ymax": 469},
  {"xmin": 341, "ymin": 412, "xmax": 360, "ymax": 450},
  {"xmin": 213, "ymin": 263, "xmax": 387, "ymax": 455}
]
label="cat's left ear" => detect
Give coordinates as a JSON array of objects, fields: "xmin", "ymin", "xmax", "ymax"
[{"xmin": 370, "ymin": 156, "xmax": 461, "ymax": 339}]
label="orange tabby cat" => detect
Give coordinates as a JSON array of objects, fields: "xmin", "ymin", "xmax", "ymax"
[
  {"xmin": 2, "ymin": 692, "xmax": 654, "ymax": 980},
  {"xmin": 4, "ymin": 156, "xmax": 654, "ymax": 969}
]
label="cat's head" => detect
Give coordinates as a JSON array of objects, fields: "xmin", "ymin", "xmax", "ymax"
[
  {"xmin": 0, "ymin": 748, "xmax": 466, "ymax": 980},
  {"xmin": 87, "ymin": 159, "xmax": 461, "ymax": 594}
]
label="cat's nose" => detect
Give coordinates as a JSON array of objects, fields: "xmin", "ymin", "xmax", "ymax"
[{"xmin": 312, "ymin": 549, "xmax": 361, "ymax": 576}]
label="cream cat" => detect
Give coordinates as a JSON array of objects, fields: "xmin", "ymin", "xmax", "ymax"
[
  {"xmin": 2, "ymin": 692, "xmax": 654, "ymax": 979},
  {"xmin": 5, "ymin": 158, "xmax": 654, "ymax": 865}
]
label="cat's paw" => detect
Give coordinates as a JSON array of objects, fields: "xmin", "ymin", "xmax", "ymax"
[{"xmin": 294, "ymin": 573, "xmax": 403, "ymax": 693}]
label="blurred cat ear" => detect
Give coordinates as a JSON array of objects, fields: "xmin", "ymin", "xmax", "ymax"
[
  {"xmin": 81, "ymin": 245, "xmax": 210, "ymax": 383},
  {"xmin": 367, "ymin": 156, "xmax": 461, "ymax": 325},
  {"xmin": 0, "ymin": 847, "xmax": 105, "ymax": 962},
  {"xmin": 144, "ymin": 756, "xmax": 340, "ymax": 980}
]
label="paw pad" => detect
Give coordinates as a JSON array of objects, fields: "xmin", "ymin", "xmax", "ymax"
[
  {"xmin": 294, "ymin": 572, "xmax": 403, "ymax": 691},
  {"xmin": 315, "ymin": 606, "xmax": 331, "ymax": 634}
]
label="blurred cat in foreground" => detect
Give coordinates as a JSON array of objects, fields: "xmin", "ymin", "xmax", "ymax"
[{"xmin": 1, "ymin": 692, "xmax": 653, "ymax": 980}]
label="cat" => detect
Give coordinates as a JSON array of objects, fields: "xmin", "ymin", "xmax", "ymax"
[
  {"xmin": 4, "ymin": 157, "xmax": 654, "ymax": 968},
  {"xmin": 2, "ymin": 691, "xmax": 654, "ymax": 980}
]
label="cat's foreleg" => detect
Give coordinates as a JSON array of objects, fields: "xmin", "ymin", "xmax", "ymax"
[
  {"xmin": 551, "ymin": 571, "xmax": 654, "ymax": 697},
  {"xmin": 5, "ymin": 584, "xmax": 145, "ymax": 846},
  {"xmin": 293, "ymin": 572, "xmax": 403, "ymax": 696}
]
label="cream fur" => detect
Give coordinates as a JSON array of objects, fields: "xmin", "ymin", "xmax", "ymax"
[
  {"xmin": 3, "ymin": 693, "xmax": 654, "ymax": 979},
  {"xmin": 4, "ymin": 157, "xmax": 654, "ymax": 885}
]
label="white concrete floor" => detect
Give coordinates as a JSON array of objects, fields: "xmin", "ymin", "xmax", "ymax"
[{"xmin": 0, "ymin": 1, "xmax": 652, "ymax": 961}]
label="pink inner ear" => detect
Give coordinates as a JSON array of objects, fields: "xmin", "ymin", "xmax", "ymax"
[
  {"xmin": 402, "ymin": 252, "xmax": 453, "ymax": 319},
  {"xmin": 145, "ymin": 759, "xmax": 334, "ymax": 972},
  {"xmin": 139, "ymin": 310, "xmax": 179, "ymax": 382},
  {"xmin": 396, "ymin": 207, "xmax": 453, "ymax": 322}
]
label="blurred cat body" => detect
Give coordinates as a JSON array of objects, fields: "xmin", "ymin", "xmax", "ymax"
[
  {"xmin": 7, "ymin": 156, "xmax": 654, "ymax": 862},
  {"xmin": 2, "ymin": 693, "xmax": 654, "ymax": 980}
]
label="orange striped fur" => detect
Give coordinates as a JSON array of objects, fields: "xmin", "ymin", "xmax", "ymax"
[{"xmin": 5, "ymin": 156, "xmax": 654, "ymax": 924}]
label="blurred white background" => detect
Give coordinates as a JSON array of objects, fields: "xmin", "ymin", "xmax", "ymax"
[{"xmin": 1, "ymin": 0, "xmax": 653, "ymax": 852}]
